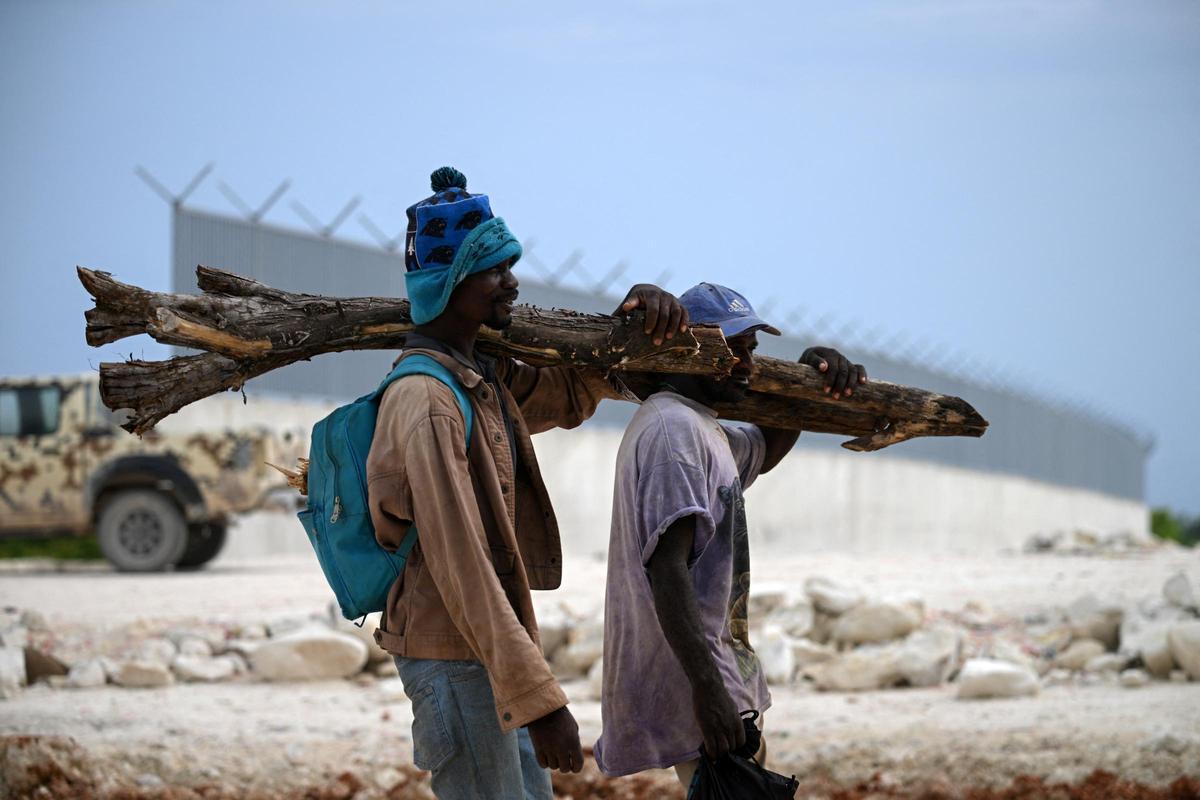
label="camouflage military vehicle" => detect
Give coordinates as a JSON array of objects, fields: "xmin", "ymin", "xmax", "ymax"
[{"xmin": 0, "ymin": 373, "xmax": 300, "ymax": 571}]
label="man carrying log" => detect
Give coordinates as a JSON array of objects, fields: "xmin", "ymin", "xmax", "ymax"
[
  {"xmin": 365, "ymin": 167, "xmax": 687, "ymax": 799},
  {"xmin": 593, "ymin": 283, "xmax": 867, "ymax": 790}
]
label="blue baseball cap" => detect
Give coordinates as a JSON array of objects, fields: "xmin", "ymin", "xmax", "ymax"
[{"xmin": 678, "ymin": 283, "xmax": 781, "ymax": 339}]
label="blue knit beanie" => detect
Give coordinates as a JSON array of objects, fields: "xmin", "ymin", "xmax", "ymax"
[{"xmin": 403, "ymin": 167, "xmax": 522, "ymax": 325}]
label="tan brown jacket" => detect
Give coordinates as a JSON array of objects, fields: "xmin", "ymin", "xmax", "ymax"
[{"xmin": 366, "ymin": 346, "xmax": 618, "ymax": 731}]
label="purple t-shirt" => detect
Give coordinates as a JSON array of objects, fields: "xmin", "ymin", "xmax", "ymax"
[{"xmin": 594, "ymin": 391, "xmax": 770, "ymax": 777}]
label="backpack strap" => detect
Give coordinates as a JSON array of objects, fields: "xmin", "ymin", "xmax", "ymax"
[
  {"xmin": 376, "ymin": 352, "xmax": 476, "ymax": 560},
  {"xmin": 379, "ymin": 353, "xmax": 475, "ymax": 448}
]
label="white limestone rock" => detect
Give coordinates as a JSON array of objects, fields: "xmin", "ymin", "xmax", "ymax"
[
  {"xmin": 551, "ymin": 619, "xmax": 604, "ymax": 678},
  {"xmin": 66, "ymin": 659, "xmax": 108, "ymax": 689},
  {"xmin": 267, "ymin": 614, "xmax": 323, "ymax": 639},
  {"xmin": 172, "ymin": 655, "xmax": 236, "ymax": 682},
  {"xmin": 748, "ymin": 585, "xmax": 790, "ymax": 620},
  {"xmin": 957, "ymin": 601, "xmax": 997, "ymax": 630},
  {"xmin": 535, "ymin": 607, "xmax": 573, "ymax": 662},
  {"xmin": 981, "ymin": 639, "xmax": 1037, "ymax": 672},
  {"xmin": 0, "ymin": 646, "xmax": 28, "ymax": 696},
  {"xmin": 896, "ymin": 625, "xmax": 962, "ymax": 687},
  {"xmin": 176, "ymin": 637, "xmax": 213, "ymax": 658},
  {"xmin": 1027, "ymin": 622, "xmax": 1073, "ymax": 657},
  {"xmin": 98, "ymin": 656, "xmax": 121, "ymax": 681},
  {"xmin": 378, "ymin": 677, "xmax": 408, "ymax": 704},
  {"xmin": 374, "ymin": 659, "xmax": 399, "ymax": 678},
  {"xmin": 1119, "ymin": 668, "xmax": 1151, "ymax": 688},
  {"xmin": 1053, "ymin": 638, "xmax": 1106, "ymax": 671},
  {"xmin": 113, "ymin": 660, "xmax": 174, "ymax": 688},
  {"xmin": 804, "ymin": 577, "xmax": 864, "ymax": 616},
  {"xmin": 586, "ymin": 658, "xmax": 604, "ymax": 701},
  {"xmin": 1137, "ymin": 633, "xmax": 1176, "ymax": 681},
  {"xmin": 134, "ymin": 637, "xmax": 178, "ymax": 666},
  {"xmin": 1084, "ymin": 653, "xmax": 1129, "ymax": 673},
  {"xmin": 956, "ymin": 658, "xmax": 1039, "ymax": 699},
  {"xmin": 765, "ymin": 599, "xmax": 815, "ymax": 639},
  {"xmin": 757, "ymin": 625, "xmax": 796, "ymax": 685},
  {"xmin": 330, "ymin": 610, "xmax": 390, "ymax": 665},
  {"xmin": 832, "ymin": 596, "xmax": 924, "ymax": 646},
  {"xmin": 236, "ymin": 623, "xmax": 269, "ymax": 640},
  {"xmin": 1163, "ymin": 572, "xmax": 1197, "ymax": 610},
  {"xmin": 166, "ymin": 625, "xmax": 227, "ymax": 653},
  {"xmin": 1119, "ymin": 614, "xmax": 1180, "ymax": 678},
  {"xmin": 1043, "ymin": 668, "xmax": 1075, "ymax": 687},
  {"xmin": 0, "ymin": 625, "xmax": 28, "ymax": 649},
  {"xmin": 808, "ymin": 612, "xmax": 836, "ymax": 644},
  {"xmin": 1167, "ymin": 621, "xmax": 1200, "ymax": 680},
  {"xmin": 805, "ymin": 643, "xmax": 903, "ymax": 692},
  {"xmin": 790, "ymin": 638, "xmax": 836, "ymax": 668},
  {"xmin": 19, "ymin": 609, "xmax": 49, "ymax": 633},
  {"xmin": 220, "ymin": 652, "xmax": 249, "ymax": 675},
  {"xmin": 1066, "ymin": 594, "xmax": 1123, "ymax": 650},
  {"xmin": 222, "ymin": 639, "xmax": 265, "ymax": 659},
  {"xmin": 249, "ymin": 627, "xmax": 369, "ymax": 681}
]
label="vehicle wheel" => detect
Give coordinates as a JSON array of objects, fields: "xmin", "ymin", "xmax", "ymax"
[
  {"xmin": 96, "ymin": 489, "xmax": 188, "ymax": 572},
  {"xmin": 176, "ymin": 523, "xmax": 228, "ymax": 570}
]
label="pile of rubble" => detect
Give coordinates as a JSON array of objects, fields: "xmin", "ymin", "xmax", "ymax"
[
  {"xmin": 2, "ymin": 571, "xmax": 1197, "ymax": 703},
  {"xmin": 733, "ymin": 569, "xmax": 1200, "ymax": 699},
  {"xmin": 0, "ymin": 604, "xmax": 398, "ymax": 698},
  {"xmin": 1022, "ymin": 528, "xmax": 1163, "ymax": 556},
  {"xmin": 512, "ymin": 569, "xmax": 1200, "ymax": 703}
]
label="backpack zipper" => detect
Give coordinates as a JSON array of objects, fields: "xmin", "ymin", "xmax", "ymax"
[{"xmin": 330, "ymin": 496, "xmax": 342, "ymax": 523}]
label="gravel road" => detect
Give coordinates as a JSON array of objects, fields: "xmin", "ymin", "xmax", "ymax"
[{"xmin": 2, "ymin": 546, "xmax": 1198, "ymax": 798}]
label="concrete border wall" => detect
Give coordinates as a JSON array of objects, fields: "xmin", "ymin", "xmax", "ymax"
[
  {"xmin": 179, "ymin": 393, "xmax": 1147, "ymax": 562},
  {"xmin": 533, "ymin": 426, "xmax": 1149, "ymax": 558}
]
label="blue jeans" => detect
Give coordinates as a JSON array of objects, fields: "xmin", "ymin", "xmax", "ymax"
[{"xmin": 395, "ymin": 657, "xmax": 553, "ymax": 800}]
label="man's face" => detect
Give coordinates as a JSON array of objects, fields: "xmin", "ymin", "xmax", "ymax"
[
  {"xmin": 699, "ymin": 331, "xmax": 758, "ymax": 403},
  {"xmin": 446, "ymin": 258, "xmax": 520, "ymax": 330}
]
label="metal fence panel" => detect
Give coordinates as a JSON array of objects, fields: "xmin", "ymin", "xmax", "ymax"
[{"xmin": 172, "ymin": 207, "xmax": 1148, "ymax": 501}]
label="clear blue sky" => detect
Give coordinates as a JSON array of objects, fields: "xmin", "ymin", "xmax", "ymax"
[{"xmin": 2, "ymin": 1, "xmax": 1197, "ymax": 514}]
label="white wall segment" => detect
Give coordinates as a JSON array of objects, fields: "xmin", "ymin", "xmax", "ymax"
[{"xmin": 188, "ymin": 394, "xmax": 1147, "ymax": 562}]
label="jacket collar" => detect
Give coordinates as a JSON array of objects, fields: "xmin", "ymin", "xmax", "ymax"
[{"xmin": 396, "ymin": 334, "xmax": 487, "ymax": 390}]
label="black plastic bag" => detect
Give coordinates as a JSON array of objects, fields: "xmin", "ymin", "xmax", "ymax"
[{"xmin": 689, "ymin": 711, "xmax": 799, "ymax": 799}]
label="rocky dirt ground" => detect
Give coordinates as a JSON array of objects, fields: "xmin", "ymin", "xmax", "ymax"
[{"xmin": 2, "ymin": 545, "xmax": 1199, "ymax": 799}]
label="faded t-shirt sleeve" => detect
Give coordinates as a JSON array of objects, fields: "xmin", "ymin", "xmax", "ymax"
[
  {"xmin": 721, "ymin": 423, "xmax": 767, "ymax": 490},
  {"xmin": 635, "ymin": 420, "xmax": 717, "ymax": 568}
]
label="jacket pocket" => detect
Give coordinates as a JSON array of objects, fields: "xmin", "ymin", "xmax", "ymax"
[{"xmin": 409, "ymin": 674, "xmax": 457, "ymax": 772}]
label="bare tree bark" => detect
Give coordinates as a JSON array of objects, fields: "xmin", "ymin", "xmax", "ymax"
[{"xmin": 79, "ymin": 265, "xmax": 988, "ymax": 451}]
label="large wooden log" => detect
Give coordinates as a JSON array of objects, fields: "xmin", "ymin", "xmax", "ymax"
[{"xmin": 78, "ymin": 265, "xmax": 988, "ymax": 451}]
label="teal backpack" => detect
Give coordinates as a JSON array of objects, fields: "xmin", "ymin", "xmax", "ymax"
[{"xmin": 298, "ymin": 353, "xmax": 474, "ymax": 621}]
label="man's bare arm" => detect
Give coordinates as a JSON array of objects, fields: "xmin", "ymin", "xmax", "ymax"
[
  {"xmin": 646, "ymin": 514, "xmax": 746, "ymax": 759},
  {"xmin": 759, "ymin": 427, "xmax": 800, "ymax": 474},
  {"xmin": 758, "ymin": 346, "xmax": 869, "ymax": 473}
]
